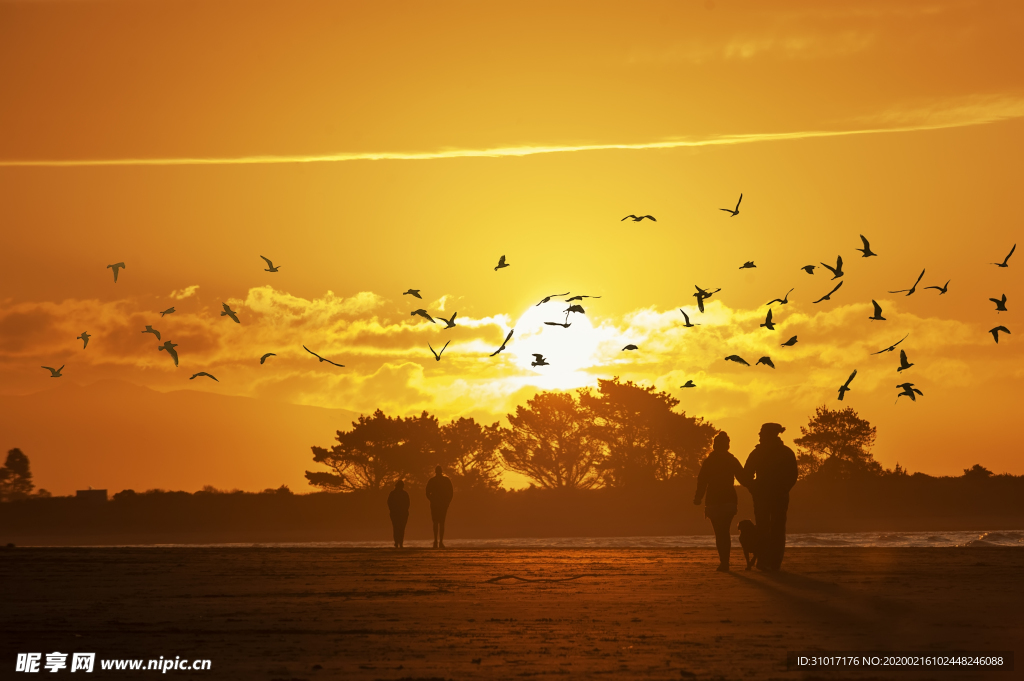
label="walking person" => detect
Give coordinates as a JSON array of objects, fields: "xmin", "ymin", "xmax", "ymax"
[
  {"xmin": 387, "ymin": 480, "xmax": 410, "ymax": 548},
  {"xmin": 694, "ymin": 432, "xmax": 747, "ymax": 572},
  {"xmin": 425, "ymin": 465, "xmax": 454, "ymax": 549},
  {"xmin": 743, "ymin": 423, "xmax": 798, "ymax": 571}
]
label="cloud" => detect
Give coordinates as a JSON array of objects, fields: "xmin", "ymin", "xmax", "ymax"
[{"xmin": 170, "ymin": 285, "xmax": 200, "ymax": 300}]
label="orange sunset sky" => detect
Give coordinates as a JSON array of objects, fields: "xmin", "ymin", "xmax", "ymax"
[{"xmin": 1, "ymin": 0, "xmax": 1021, "ymax": 496}]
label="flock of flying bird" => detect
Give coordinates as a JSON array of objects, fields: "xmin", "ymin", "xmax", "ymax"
[{"xmin": 40, "ymin": 208, "xmax": 1015, "ymax": 407}]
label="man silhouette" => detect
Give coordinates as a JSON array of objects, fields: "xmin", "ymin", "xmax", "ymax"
[
  {"xmin": 387, "ymin": 480, "xmax": 410, "ymax": 548},
  {"xmin": 424, "ymin": 465, "xmax": 454, "ymax": 549},
  {"xmin": 743, "ymin": 423, "xmax": 798, "ymax": 571}
]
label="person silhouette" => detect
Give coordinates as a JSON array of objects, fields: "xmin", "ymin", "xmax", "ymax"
[
  {"xmin": 387, "ymin": 480, "xmax": 410, "ymax": 548},
  {"xmin": 694, "ymin": 432, "xmax": 748, "ymax": 572},
  {"xmin": 742, "ymin": 423, "xmax": 798, "ymax": 571},
  {"xmin": 424, "ymin": 465, "xmax": 454, "ymax": 549}
]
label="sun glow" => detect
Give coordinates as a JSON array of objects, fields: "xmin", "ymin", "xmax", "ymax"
[{"xmin": 508, "ymin": 302, "xmax": 603, "ymax": 391}]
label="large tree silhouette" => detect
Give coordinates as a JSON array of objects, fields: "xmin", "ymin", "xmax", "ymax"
[
  {"xmin": 0, "ymin": 448, "xmax": 36, "ymax": 501},
  {"xmin": 793, "ymin": 405, "xmax": 881, "ymax": 478},
  {"xmin": 578, "ymin": 378, "xmax": 716, "ymax": 486},
  {"xmin": 500, "ymin": 391, "xmax": 606, "ymax": 489},
  {"xmin": 438, "ymin": 417, "xmax": 505, "ymax": 490}
]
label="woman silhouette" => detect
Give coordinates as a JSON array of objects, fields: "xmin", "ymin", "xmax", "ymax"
[{"xmin": 693, "ymin": 432, "xmax": 747, "ymax": 571}]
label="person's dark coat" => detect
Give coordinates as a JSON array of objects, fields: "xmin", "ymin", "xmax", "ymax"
[
  {"xmin": 425, "ymin": 475, "xmax": 454, "ymax": 508},
  {"xmin": 743, "ymin": 437, "xmax": 798, "ymax": 498},
  {"xmin": 694, "ymin": 450, "xmax": 747, "ymax": 507},
  {"xmin": 387, "ymin": 488, "xmax": 410, "ymax": 518}
]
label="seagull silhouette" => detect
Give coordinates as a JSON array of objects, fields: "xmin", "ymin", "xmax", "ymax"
[
  {"xmin": 992, "ymin": 244, "xmax": 1015, "ymax": 267},
  {"xmin": 543, "ymin": 321, "xmax": 571, "ymax": 328},
  {"xmin": 159, "ymin": 307, "xmax": 175, "ymax": 316},
  {"xmin": 812, "ymin": 280, "xmax": 844, "ymax": 303},
  {"xmin": 989, "ymin": 326, "xmax": 1010, "ymax": 343},
  {"xmin": 724, "ymin": 355, "xmax": 750, "ymax": 366},
  {"xmin": 820, "ymin": 256, "xmax": 844, "ymax": 279},
  {"xmin": 142, "ymin": 325, "xmax": 161, "ymax": 340},
  {"xmin": 622, "ymin": 344, "xmax": 638, "ymax": 351},
  {"xmin": 494, "ymin": 255, "xmax": 510, "ymax": 271},
  {"xmin": 403, "ymin": 289, "xmax": 422, "ymax": 299},
  {"xmin": 564, "ymin": 304, "xmax": 586, "ymax": 315},
  {"xmin": 856, "ymin": 235, "xmax": 878, "ymax": 257},
  {"xmin": 680, "ymin": 309, "xmax": 699, "ymax": 327},
  {"xmin": 490, "ymin": 329, "xmax": 514, "ymax": 356},
  {"xmin": 720, "ymin": 193, "xmax": 742, "ymax": 216},
  {"xmin": 896, "ymin": 382, "xmax": 924, "ymax": 403},
  {"xmin": 837, "ymin": 369, "xmax": 857, "ymax": 400},
  {"xmin": 693, "ymin": 285, "xmax": 721, "ymax": 313},
  {"xmin": 260, "ymin": 255, "xmax": 280, "ymax": 272},
  {"xmin": 781, "ymin": 336, "xmax": 798, "ymax": 347},
  {"xmin": 621, "ymin": 215, "xmax": 656, "ymax": 222},
  {"xmin": 536, "ymin": 292, "xmax": 569, "ymax": 306},
  {"xmin": 77, "ymin": 332, "xmax": 90, "ymax": 349},
  {"xmin": 531, "ymin": 353, "xmax": 549, "ymax": 367},
  {"xmin": 259, "ymin": 353, "xmax": 276, "ymax": 364},
  {"xmin": 756, "ymin": 356, "xmax": 775, "ymax": 369},
  {"xmin": 869, "ymin": 300, "xmax": 886, "ymax": 321},
  {"xmin": 221, "ymin": 303, "xmax": 240, "ymax": 323},
  {"xmin": 411, "ymin": 309, "xmax": 436, "ymax": 323},
  {"xmin": 42, "ymin": 365, "xmax": 64, "ymax": 377},
  {"xmin": 680, "ymin": 380, "xmax": 696, "ymax": 388},
  {"xmin": 990, "ymin": 294, "xmax": 1007, "ymax": 312},
  {"xmin": 438, "ymin": 312, "xmax": 458, "ymax": 329},
  {"xmin": 106, "ymin": 262, "xmax": 125, "ymax": 283},
  {"xmin": 923, "ymin": 280, "xmax": 949, "ymax": 295},
  {"xmin": 760, "ymin": 309, "xmax": 776, "ymax": 330},
  {"xmin": 190, "ymin": 372, "xmax": 219, "ymax": 382},
  {"xmin": 303, "ymin": 345, "xmax": 344, "ymax": 367},
  {"xmin": 889, "ymin": 269, "xmax": 925, "ymax": 296},
  {"xmin": 158, "ymin": 340, "xmax": 179, "ymax": 367},
  {"xmin": 801, "ymin": 265, "xmax": 817, "ymax": 274},
  {"xmin": 897, "ymin": 349, "xmax": 913, "ymax": 373},
  {"xmin": 766, "ymin": 288, "xmax": 794, "ymax": 306},
  {"xmin": 739, "ymin": 261, "xmax": 756, "ymax": 269},
  {"xmin": 565, "ymin": 295, "xmax": 601, "ymax": 302},
  {"xmin": 428, "ymin": 340, "xmax": 450, "ymax": 362},
  {"xmin": 871, "ymin": 333, "xmax": 909, "ymax": 355}
]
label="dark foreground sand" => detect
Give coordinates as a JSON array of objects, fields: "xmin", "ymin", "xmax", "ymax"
[{"xmin": 1, "ymin": 547, "xmax": 1020, "ymax": 680}]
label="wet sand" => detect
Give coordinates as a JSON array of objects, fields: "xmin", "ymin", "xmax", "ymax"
[{"xmin": 1, "ymin": 547, "xmax": 1020, "ymax": 679}]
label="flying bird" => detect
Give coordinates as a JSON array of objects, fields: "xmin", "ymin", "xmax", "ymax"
[
  {"xmin": 801, "ymin": 265, "xmax": 817, "ymax": 274},
  {"xmin": 837, "ymin": 370, "xmax": 857, "ymax": 401},
  {"xmin": 564, "ymin": 295, "xmax": 601, "ymax": 302},
  {"xmin": 812, "ymin": 281, "xmax": 844, "ymax": 303},
  {"xmin": 760, "ymin": 309, "xmax": 776, "ymax": 330},
  {"xmin": 543, "ymin": 321, "xmax": 571, "ymax": 328},
  {"xmin": 142, "ymin": 325, "xmax": 161, "ymax": 340},
  {"xmin": 897, "ymin": 349, "xmax": 913, "ymax": 373},
  {"xmin": 680, "ymin": 310, "xmax": 699, "ymax": 327},
  {"xmin": 680, "ymin": 380, "xmax": 696, "ymax": 388},
  {"xmin": 494, "ymin": 255, "xmax": 510, "ymax": 271},
  {"xmin": 896, "ymin": 383, "xmax": 924, "ymax": 403},
  {"xmin": 693, "ymin": 285, "xmax": 721, "ymax": 313},
  {"xmin": 869, "ymin": 300, "xmax": 886, "ymax": 321},
  {"xmin": 871, "ymin": 333, "xmax": 909, "ymax": 355},
  {"xmin": 438, "ymin": 312, "xmax": 458, "ymax": 329},
  {"xmin": 724, "ymin": 355, "xmax": 750, "ymax": 366},
  {"xmin": 856, "ymin": 235, "xmax": 878, "ymax": 257},
  {"xmin": 989, "ymin": 326, "xmax": 1010, "ymax": 343},
  {"xmin": 564, "ymin": 304, "xmax": 586, "ymax": 315},
  {"xmin": 159, "ymin": 307, "xmax": 176, "ymax": 317},
  {"xmin": 411, "ymin": 309, "xmax": 436, "ymax": 323},
  {"xmin": 781, "ymin": 336, "xmax": 798, "ymax": 347},
  {"xmin": 990, "ymin": 294, "xmax": 1008, "ymax": 312},
  {"xmin": 766, "ymin": 288, "xmax": 794, "ymax": 306},
  {"xmin": 77, "ymin": 332, "xmax": 90, "ymax": 349},
  {"xmin": 259, "ymin": 255, "xmax": 280, "ymax": 272},
  {"xmin": 428, "ymin": 340, "xmax": 450, "ymax": 362},
  {"xmin": 621, "ymin": 214, "xmax": 656, "ymax": 222},
  {"xmin": 739, "ymin": 261, "xmax": 756, "ymax": 269},
  {"xmin": 221, "ymin": 303, "xmax": 240, "ymax": 323},
  {"xmin": 303, "ymin": 345, "xmax": 344, "ymax": 367},
  {"xmin": 403, "ymin": 289, "xmax": 422, "ymax": 299},
  {"xmin": 720, "ymin": 193, "xmax": 742, "ymax": 216},
  {"xmin": 924, "ymin": 280, "xmax": 949, "ymax": 295},
  {"xmin": 42, "ymin": 365, "xmax": 64, "ymax": 378},
  {"xmin": 622, "ymin": 344, "xmax": 639, "ymax": 351},
  {"xmin": 536, "ymin": 292, "xmax": 569, "ymax": 306},
  {"xmin": 490, "ymin": 329, "xmax": 514, "ymax": 357},
  {"xmin": 158, "ymin": 340, "xmax": 179, "ymax": 367},
  {"xmin": 106, "ymin": 262, "xmax": 125, "ymax": 283},
  {"xmin": 531, "ymin": 353, "xmax": 549, "ymax": 367},
  {"xmin": 190, "ymin": 372, "xmax": 219, "ymax": 382},
  {"xmin": 259, "ymin": 353, "xmax": 276, "ymax": 364},
  {"xmin": 889, "ymin": 269, "xmax": 925, "ymax": 296},
  {"xmin": 992, "ymin": 244, "xmax": 1016, "ymax": 267},
  {"xmin": 756, "ymin": 356, "xmax": 775, "ymax": 369},
  {"xmin": 820, "ymin": 256, "xmax": 844, "ymax": 279}
]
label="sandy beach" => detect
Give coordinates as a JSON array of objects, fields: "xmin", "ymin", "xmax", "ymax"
[{"xmin": 2, "ymin": 547, "xmax": 1020, "ymax": 679}]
